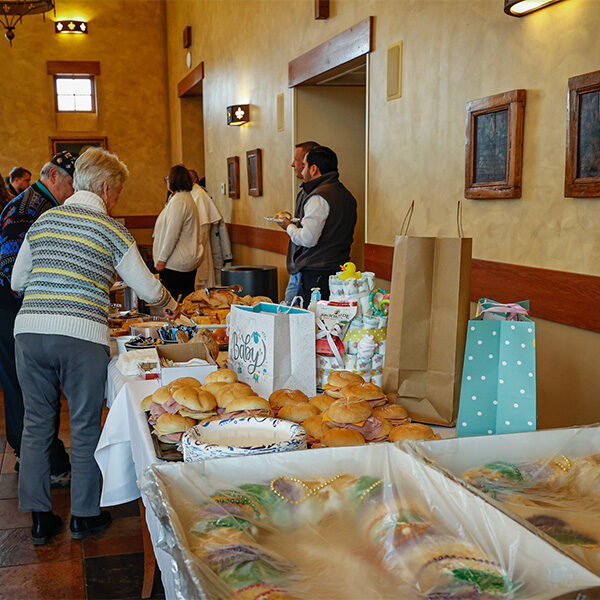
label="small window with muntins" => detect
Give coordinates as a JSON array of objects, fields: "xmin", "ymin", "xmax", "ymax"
[{"xmin": 54, "ymin": 75, "xmax": 95, "ymax": 112}]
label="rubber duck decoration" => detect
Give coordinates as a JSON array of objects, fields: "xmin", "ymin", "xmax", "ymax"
[{"xmin": 339, "ymin": 261, "xmax": 361, "ymax": 280}]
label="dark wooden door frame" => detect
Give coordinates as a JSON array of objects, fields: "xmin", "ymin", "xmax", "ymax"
[
  {"xmin": 288, "ymin": 16, "xmax": 374, "ymax": 88},
  {"xmin": 178, "ymin": 62, "xmax": 204, "ymax": 97}
]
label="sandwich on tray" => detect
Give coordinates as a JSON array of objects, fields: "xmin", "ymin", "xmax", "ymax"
[
  {"xmin": 323, "ymin": 398, "xmax": 391, "ymax": 443},
  {"xmin": 340, "ymin": 382, "xmax": 387, "ymax": 408},
  {"xmin": 277, "ymin": 402, "xmax": 319, "ymax": 423},
  {"xmin": 322, "ymin": 370, "xmax": 364, "ymax": 398},
  {"xmin": 221, "ymin": 396, "xmax": 272, "ymax": 419},
  {"xmin": 153, "ymin": 413, "xmax": 197, "ymax": 444},
  {"xmin": 268, "ymin": 389, "xmax": 309, "ymax": 415}
]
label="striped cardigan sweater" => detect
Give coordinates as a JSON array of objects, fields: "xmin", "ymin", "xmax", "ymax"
[{"xmin": 12, "ymin": 190, "xmax": 176, "ymax": 346}]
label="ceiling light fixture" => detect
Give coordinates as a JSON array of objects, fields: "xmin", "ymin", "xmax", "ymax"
[
  {"xmin": 504, "ymin": 0, "xmax": 564, "ymax": 17},
  {"xmin": 227, "ymin": 104, "xmax": 250, "ymax": 126},
  {"xmin": 0, "ymin": 0, "xmax": 54, "ymax": 46},
  {"xmin": 55, "ymin": 19, "xmax": 87, "ymax": 34}
]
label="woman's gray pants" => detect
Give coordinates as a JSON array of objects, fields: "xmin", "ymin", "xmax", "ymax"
[{"xmin": 15, "ymin": 333, "xmax": 109, "ymax": 517}]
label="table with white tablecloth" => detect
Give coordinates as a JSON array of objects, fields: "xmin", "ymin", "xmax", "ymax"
[{"xmin": 95, "ymin": 370, "xmax": 179, "ymax": 598}]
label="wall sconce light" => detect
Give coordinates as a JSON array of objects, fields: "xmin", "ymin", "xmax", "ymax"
[
  {"xmin": 504, "ymin": 0, "xmax": 563, "ymax": 17},
  {"xmin": 55, "ymin": 20, "xmax": 88, "ymax": 34},
  {"xmin": 227, "ymin": 104, "xmax": 250, "ymax": 126}
]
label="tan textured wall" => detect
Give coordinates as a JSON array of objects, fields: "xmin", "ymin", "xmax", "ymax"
[
  {"xmin": 164, "ymin": 0, "xmax": 600, "ymax": 426},
  {"xmin": 0, "ymin": 0, "xmax": 170, "ymax": 217}
]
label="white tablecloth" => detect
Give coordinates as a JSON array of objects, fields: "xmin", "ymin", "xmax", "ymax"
[{"xmin": 95, "ymin": 376, "xmax": 178, "ymax": 599}]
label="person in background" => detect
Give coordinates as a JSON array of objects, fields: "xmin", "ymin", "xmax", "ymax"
[
  {"xmin": 279, "ymin": 146, "xmax": 357, "ymax": 307},
  {"xmin": 153, "ymin": 165, "xmax": 202, "ymax": 299},
  {"xmin": 188, "ymin": 168, "xmax": 221, "ymax": 289},
  {"xmin": 8, "ymin": 167, "xmax": 31, "ymax": 197},
  {"xmin": 0, "ymin": 172, "xmax": 12, "ymax": 211},
  {"xmin": 11, "ymin": 147, "xmax": 179, "ymax": 546},
  {"xmin": 284, "ymin": 141, "xmax": 320, "ymax": 304},
  {"xmin": 0, "ymin": 152, "xmax": 76, "ymax": 486}
]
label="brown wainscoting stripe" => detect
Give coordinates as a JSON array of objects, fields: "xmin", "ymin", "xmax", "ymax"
[
  {"xmin": 178, "ymin": 62, "xmax": 204, "ymax": 97},
  {"xmin": 228, "ymin": 223, "xmax": 289, "ymax": 255},
  {"xmin": 363, "ymin": 242, "xmax": 600, "ymax": 334},
  {"xmin": 116, "ymin": 215, "xmax": 158, "ymax": 229},
  {"xmin": 288, "ymin": 16, "xmax": 374, "ymax": 87},
  {"xmin": 226, "ymin": 230, "xmax": 600, "ymax": 332},
  {"xmin": 470, "ymin": 259, "xmax": 600, "ymax": 333},
  {"xmin": 364, "ymin": 242, "xmax": 393, "ymax": 280}
]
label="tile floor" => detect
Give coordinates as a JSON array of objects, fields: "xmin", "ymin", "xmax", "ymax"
[{"xmin": 0, "ymin": 395, "xmax": 165, "ymax": 599}]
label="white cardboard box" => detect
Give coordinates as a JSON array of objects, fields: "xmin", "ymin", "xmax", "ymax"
[
  {"xmin": 157, "ymin": 342, "xmax": 217, "ymax": 386},
  {"xmin": 139, "ymin": 443, "xmax": 600, "ymax": 599}
]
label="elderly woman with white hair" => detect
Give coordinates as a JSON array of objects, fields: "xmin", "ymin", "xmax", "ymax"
[{"xmin": 11, "ymin": 147, "xmax": 179, "ymax": 546}]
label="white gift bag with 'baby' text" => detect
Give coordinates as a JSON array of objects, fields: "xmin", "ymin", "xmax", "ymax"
[{"xmin": 228, "ymin": 303, "xmax": 316, "ymax": 398}]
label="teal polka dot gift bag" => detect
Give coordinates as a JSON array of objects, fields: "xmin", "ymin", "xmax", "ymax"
[{"xmin": 457, "ymin": 299, "xmax": 536, "ymax": 437}]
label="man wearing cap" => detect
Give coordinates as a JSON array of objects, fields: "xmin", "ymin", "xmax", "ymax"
[{"xmin": 0, "ymin": 152, "xmax": 76, "ymax": 485}]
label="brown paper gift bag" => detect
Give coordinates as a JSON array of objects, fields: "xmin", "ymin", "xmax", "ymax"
[{"xmin": 382, "ymin": 203, "xmax": 471, "ymax": 426}]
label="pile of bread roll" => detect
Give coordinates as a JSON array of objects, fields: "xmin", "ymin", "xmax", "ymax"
[
  {"xmin": 268, "ymin": 370, "xmax": 437, "ymax": 448},
  {"xmin": 141, "ymin": 369, "xmax": 272, "ymax": 445},
  {"xmin": 142, "ymin": 368, "xmax": 437, "ymax": 450}
]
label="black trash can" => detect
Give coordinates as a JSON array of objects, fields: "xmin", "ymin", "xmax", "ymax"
[{"xmin": 221, "ymin": 265, "xmax": 279, "ymax": 302}]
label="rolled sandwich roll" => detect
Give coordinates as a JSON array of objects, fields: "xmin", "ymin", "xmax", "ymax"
[
  {"xmin": 172, "ymin": 387, "xmax": 217, "ymax": 419},
  {"xmin": 389, "ymin": 423, "xmax": 436, "ymax": 442},
  {"xmin": 302, "ymin": 414, "xmax": 327, "ymax": 447},
  {"xmin": 216, "ymin": 383, "xmax": 257, "ymax": 414},
  {"xmin": 372, "ymin": 403, "xmax": 409, "ymax": 426},
  {"xmin": 323, "ymin": 399, "xmax": 388, "ymax": 442},
  {"xmin": 277, "ymin": 403, "xmax": 319, "ymax": 423},
  {"xmin": 153, "ymin": 413, "xmax": 196, "ymax": 444},
  {"xmin": 221, "ymin": 396, "xmax": 272, "ymax": 419},
  {"xmin": 308, "ymin": 393, "xmax": 336, "ymax": 413},
  {"xmin": 322, "ymin": 428, "xmax": 365, "ymax": 447},
  {"xmin": 204, "ymin": 368, "xmax": 238, "ymax": 386},
  {"xmin": 322, "ymin": 370, "xmax": 364, "ymax": 398},
  {"xmin": 340, "ymin": 383, "xmax": 387, "ymax": 408},
  {"xmin": 269, "ymin": 389, "xmax": 308, "ymax": 414}
]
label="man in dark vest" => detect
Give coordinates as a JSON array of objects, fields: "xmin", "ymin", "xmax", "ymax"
[
  {"xmin": 284, "ymin": 140, "xmax": 320, "ymax": 304},
  {"xmin": 279, "ymin": 146, "xmax": 357, "ymax": 306}
]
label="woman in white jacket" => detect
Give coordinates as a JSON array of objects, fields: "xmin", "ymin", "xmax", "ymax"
[{"xmin": 153, "ymin": 165, "xmax": 202, "ymax": 299}]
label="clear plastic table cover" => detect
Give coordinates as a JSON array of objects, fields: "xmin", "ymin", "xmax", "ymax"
[
  {"xmin": 138, "ymin": 443, "xmax": 600, "ymax": 600},
  {"xmin": 407, "ymin": 425, "xmax": 600, "ymax": 579}
]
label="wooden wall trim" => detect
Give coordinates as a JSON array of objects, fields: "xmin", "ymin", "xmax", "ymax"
[
  {"xmin": 229, "ymin": 223, "xmax": 289, "ymax": 255},
  {"xmin": 227, "ymin": 225, "xmax": 600, "ymax": 333},
  {"xmin": 288, "ymin": 16, "xmax": 374, "ymax": 87},
  {"xmin": 177, "ymin": 62, "xmax": 204, "ymax": 97},
  {"xmin": 118, "ymin": 215, "xmax": 158, "ymax": 229},
  {"xmin": 363, "ymin": 242, "xmax": 600, "ymax": 333},
  {"xmin": 47, "ymin": 60, "xmax": 101, "ymax": 75},
  {"xmin": 470, "ymin": 259, "xmax": 600, "ymax": 332}
]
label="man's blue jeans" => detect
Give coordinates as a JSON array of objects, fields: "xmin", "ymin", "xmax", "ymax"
[{"xmin": 284, "ymin": 272, "xmax": 302, "ymax": 305}]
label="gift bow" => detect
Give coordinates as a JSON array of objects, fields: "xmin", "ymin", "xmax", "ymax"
[
  {"xmin": 316, "ymin": 318, "xmax": 345, "ymax": 369},
  {"xmin": 480, "ymin": 302, "xmax": 529, "ymax": 321}
]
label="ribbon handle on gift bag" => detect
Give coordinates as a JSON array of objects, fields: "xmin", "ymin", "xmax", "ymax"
[
  {"xmin": 277, "ymin": 296, "xmax": 304, "ymax": 313},
  {"xmin": 316, "ymin": 318, "xmax": 344, "ymax": 369},
  {"xmin": 400, "ymin": 201, "xmax": 415, "ymax": 236},
  {"xmin": 480, "ymin": 302, "xmax": 529, "ymax": 321}
]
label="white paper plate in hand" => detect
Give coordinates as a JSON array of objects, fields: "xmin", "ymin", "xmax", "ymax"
[
  {"xmin": 264, "ymin": 217, "xmax": 300, "ymax": 223},
  {"xmin": 181, "ymin": 417, "xmax": 306, "ymax": 461}
]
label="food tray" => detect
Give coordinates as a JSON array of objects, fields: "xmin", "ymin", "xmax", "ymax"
[
  {"xmin": 149, "ymin": 420, "xmax": 183, "ymax": 461},
  {"xmin": 264, "ymin": 216, "xmax": 300, "ymax": 223}
]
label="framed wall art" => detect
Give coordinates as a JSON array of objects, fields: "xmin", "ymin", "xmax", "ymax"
[
  {"xmin": 464, "ymin": 89, "xmax": 526, "ymax": 199},
  {"xmin": 565, "ymin": 69, "xmax": 600, "ymax": 197},
  {"xmin": 246, "ymin": 148, "xmax": 263, "ymax": 197},
  {"xmin": 50, "ymin": 136, "xmax": 107, "ymax": 157},
  {"xmin": 227, "ymin": 156, "xmax": 240, "ymax": 199}
]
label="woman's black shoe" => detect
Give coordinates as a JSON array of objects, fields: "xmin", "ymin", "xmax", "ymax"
[
  {"xmin": 70, "ymin": 510, "xmax": 112, "ymax": 540},
  {"xmin": 31, "ymin": 511, "xmax": 63, "ymax": 545}
]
